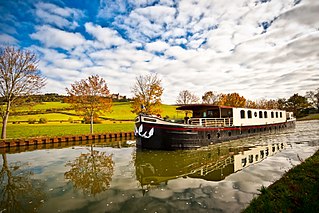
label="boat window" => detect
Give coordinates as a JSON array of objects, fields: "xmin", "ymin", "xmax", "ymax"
[
  {"xmin": 203, "ymin": 112, "xmax": 207, "ymax": 117},
  {"xmin": 276, "ymin": 112, "xmax": 278, "ymax": 118},
  {"xmin": 247, "ymin": 110, "xmax": 252, "ymax": 118},
  {"xmin": 207, "ymin": 110, "xmax": 214, "ymax": 117},
  {"xmin": 271, "ymin": 111, "xmax": 274, "ymax": 118},
  {"xmin": 259, "ymin": 111, "xmax": 263, "ymax": 118},
  {"xmin": 242, "ymin": 158, "xmax": 247, "ymax": 167},
  {"xmin": 249, "ymin": 155, "xmax": 253, "ymax": 163},
  {"xmin": 240, "ymin": 110, "xmax": 245, "ymax": 119},
  {"xmin": 280, "ymin": 112, "xmax": 282, "ymax": 118},
  {"xmin": 264, "ymin": 111, "xmax": 268, "ymax": 118},
  {"xmin": 254, "ymin": 112, "xmax": 257, "ymax": 117}
]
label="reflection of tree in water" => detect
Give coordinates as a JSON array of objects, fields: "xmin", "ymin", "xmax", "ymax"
[
  {"xmin": 0, "ymin": 154, "xmax": 46, "ymax": 213},
  {"xmin": 64, "ymin": 145, "xmax": 114, "ymax": 196}
]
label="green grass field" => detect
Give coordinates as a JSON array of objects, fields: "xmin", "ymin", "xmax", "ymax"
[
  {"xmin": 2, "ymin": 101, "xmax": 185, "ymax": 139},
  {"xmin": 298, "ymin": 113, "xmax": 319, "ymax": 121},
  {"xmin": 9, "ymin": 101, "xmax": 184, "ymax": 122},
  {"xmin": 4, "ymin": 122, "xmax": 135, "ymax": 139}
]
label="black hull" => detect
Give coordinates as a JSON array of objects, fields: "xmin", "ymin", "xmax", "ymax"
[{"xmin": 135, "ymin": 121, "xmax": 295, "ymax": 150}]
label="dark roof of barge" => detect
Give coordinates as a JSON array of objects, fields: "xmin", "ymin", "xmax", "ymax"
[{"xmin": 176, "ymin": 104, "xmax": 233, "ymax": 111}]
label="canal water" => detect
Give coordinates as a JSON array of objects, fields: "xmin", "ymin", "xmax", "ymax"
[{"xmin": 1, "ymin": 120, "xmax": 318, "ymax": 213}]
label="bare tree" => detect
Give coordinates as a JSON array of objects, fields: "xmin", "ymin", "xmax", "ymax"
[
  {"xmin": 66, "ymin": 75, "xmax": 112, "ymax": 134},
  {"xmin": 131, "ymin": 73, "xmax": 164, "ymax": 115},
  {"xmin": 0, "ymin": 46, "xmax": 45, "ymax": 139},
  {"xmin": 306, "ymin": 88, "xmax": 319, "ymax": 113},
  {"xmin": 176, "ymin": 90, "xmax": 199, "ymax": 105},
  {"xmin": 202, "ymin": 91, "xmax": 220, "ymax": 104}
]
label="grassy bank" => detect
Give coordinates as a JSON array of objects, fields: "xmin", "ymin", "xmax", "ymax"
[
  {"xmin": 3, "ymin": 122, "xmax": 135, "ymax": 139},
  {"xmin": 243, "ymin": 149, "xmax": 319, "ymax": 213},
  {"xmin": 298, "ymin": 113, "xmax": 319, "ymax": 121}
]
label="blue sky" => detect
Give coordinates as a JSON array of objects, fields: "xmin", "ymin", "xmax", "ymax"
[{"xmin": 0, "ymin": 0, "xmax": 318, "ymax": 103}]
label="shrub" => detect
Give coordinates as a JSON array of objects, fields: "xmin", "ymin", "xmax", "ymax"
[
  {"xmin": 68, "ymin": 117, "xmax": 74, "ymax": 123},
  {"xmin": 28, "ymin": 118, "xmax": 36, "ymax": 124},
  {"xmin": 39, "ymin": 117, "xmax": 48, "ymax": 124}
]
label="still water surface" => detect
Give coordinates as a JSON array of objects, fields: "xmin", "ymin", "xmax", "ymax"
[{"xmin": 1, "ymin": 121, "xmax": 319, "ymax": 213}]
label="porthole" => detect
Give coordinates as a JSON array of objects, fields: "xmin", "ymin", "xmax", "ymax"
[{"xmin": 217, "ymin": 132, "xmax": 221, "ymax": 138}]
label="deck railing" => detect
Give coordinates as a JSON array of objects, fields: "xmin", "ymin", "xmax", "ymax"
[{"xmin": 189, "ymin": 117, "xmax": 233, "ymax": 127}]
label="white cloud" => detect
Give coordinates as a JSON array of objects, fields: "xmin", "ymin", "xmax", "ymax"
[
  {"xmin": 35, "ymin": 2, "xmax": 83, "ymax": 29},
  {"xmin": 84, "ymin": 23, "xmax": 127, "ymax": 48},
  {"xmin": 26, "ymin": 0, "xmax": 319, "ymax": 103},
  {"xmin": 30, "ymin": 25, "xmax": 86, "ymax": 50},
  {"xmin": 0, "ymin": 33, "xmax": 18, "ymax": 45}
]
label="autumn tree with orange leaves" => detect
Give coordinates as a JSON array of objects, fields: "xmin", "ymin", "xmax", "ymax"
[
  {"xmin": 131, "ymin": 74, "xmax": 163, "ymax": 115},
  {"xmin": 66, "ymin": 75, "xmax": 112, "ymax": 134},
  {"xmin": 218, "ymin": 92, "xmax": 246, "ymax": 107},
  {"xmin": 0, "ymin": 46, "xmax": 46, "ymax": 139}
]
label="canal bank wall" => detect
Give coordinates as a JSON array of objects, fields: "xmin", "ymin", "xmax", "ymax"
[{"xmin": 0, "ymin": 131, "xmax": 135, "ymax": 149}]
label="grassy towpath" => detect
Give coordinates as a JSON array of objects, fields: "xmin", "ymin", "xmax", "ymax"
[
  {"xmin": 243, "ymin": 149, "xmax": 319, "ymax": 213},
  {"xmin": 4, "ymin": 122, "xmax": 135, "ymax": 139}
]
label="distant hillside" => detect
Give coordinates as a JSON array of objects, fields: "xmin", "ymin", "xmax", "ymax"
[{"xmin": 7, "ymin": 101, "xmax": 184, "ymax": 123}]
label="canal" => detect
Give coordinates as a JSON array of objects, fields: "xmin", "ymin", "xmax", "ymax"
[{"xmin": 1, "ymin": 120, "xmax": 318, "ymax": 213}]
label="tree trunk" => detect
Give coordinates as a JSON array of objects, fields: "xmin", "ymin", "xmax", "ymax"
[
  {"xmin": 1, "ymin": 102, "xmax": 10, "ymax": 139},
  {"xmin": 90, "ymin": 114, "xmax": 94, "ymax": 134}
]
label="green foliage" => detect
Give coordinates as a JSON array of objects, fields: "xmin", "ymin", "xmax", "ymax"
[
  {"xmin": 285, "ymin": 93, "xmax": 310, "ymax": 118},
  {"xmin": 38, "ymin": 117, "xmax": 48, "ymax": 124},
  {"xmin": 243, "ymin": 150, "xmax": 319, "ymax": 213},
  {"xmin": 68, "ymin": 117, "xmax": 74, "ymax": 123},
  {"xmin": 27, "ymin": 118, "xmax": 36, "ymax": 124}
]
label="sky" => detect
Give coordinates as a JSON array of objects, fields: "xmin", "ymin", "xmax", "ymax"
[{"xmin": 0, "ymin": 0, "xmax": 318, "ymax": 104}]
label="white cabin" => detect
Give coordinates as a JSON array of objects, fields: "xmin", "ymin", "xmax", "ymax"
[
  {"xmin": 232, "ymin": 107, "xmax": 287, "ymax": 126},
  {"xmin": 176, "ymin": 104, "xmax": 293, "ymax": 127}
]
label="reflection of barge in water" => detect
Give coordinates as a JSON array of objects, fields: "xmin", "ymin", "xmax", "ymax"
[
  {"xmin": 135, "ymin": 143, "xmax": 287, "ymax": 187},
  {"xmin": 135, "ymin": 105, "xmax": 295, "ymax": 150}
]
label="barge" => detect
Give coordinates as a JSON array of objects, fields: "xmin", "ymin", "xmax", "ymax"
[{"xmin": 135, "ymin": 104, "xmax": 296, "ymax": 150}]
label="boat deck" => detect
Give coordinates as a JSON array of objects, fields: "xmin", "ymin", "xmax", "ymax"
[{"xmin": 189, "ymin": 117, "xmax": 233, "ymax": 127}]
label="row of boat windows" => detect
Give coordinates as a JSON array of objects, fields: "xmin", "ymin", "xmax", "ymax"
[
  {"xmin": 240, "ymin": 110, "xmax": 283, "ymax": 119},
  {"xmin": 209, "ymin": 124, "xmax": 287, "ymax": 140},
  {"xmin": 241, "ymin": 144, "xmax": 284, "ymax": 167}
]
